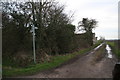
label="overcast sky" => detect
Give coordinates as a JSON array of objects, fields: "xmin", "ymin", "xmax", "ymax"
[{"xmin": 57, "ymin": 0, "xmax": 119, "ymax": 40}]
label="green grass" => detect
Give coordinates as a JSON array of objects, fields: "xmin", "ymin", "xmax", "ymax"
[
  {"xmin": 107, "ymin": 41, "xmax": 120, "ymax": 58},
  {"xmin": 3, "ymin": 41, "xmax": 102, "ymax": 77},
  {"xmin": 3, "ymin": 49, "xmax": 88, "ymax": 77}
]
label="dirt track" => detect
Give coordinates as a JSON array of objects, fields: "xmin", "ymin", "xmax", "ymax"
[{"xmin": 20, "ymin": 43, "xmax": 117, "ymax": 78}]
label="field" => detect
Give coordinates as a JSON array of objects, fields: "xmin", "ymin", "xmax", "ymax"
[{"xmin": 107, "ymin": 40, "xmax": 120, "ymax": 59}]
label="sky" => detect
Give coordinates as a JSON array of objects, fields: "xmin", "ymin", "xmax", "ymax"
[{"xmin": 57, "ymin": 0, "xmax": 119, "ymax": 40}]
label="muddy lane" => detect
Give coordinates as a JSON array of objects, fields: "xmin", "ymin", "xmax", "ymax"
[{"xmin": 20, "ymin": 43, "xmax": 117, "ymax": 78}]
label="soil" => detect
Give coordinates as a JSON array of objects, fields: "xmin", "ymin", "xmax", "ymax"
[{"xmin": 17, "ymin": 44, "xmax": 118, "ymax": 78}]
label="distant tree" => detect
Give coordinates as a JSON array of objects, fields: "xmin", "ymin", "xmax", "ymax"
[
  {"xmin": 78, "ymin": 18, "xmax": 98, "ymax": 46},
  {"xmin": 99, "ymin": 36, "xmax": 105, "ymax": 42},
  {"xmin": 78, "ymin": 18, "xmax": 97, "ymax": 33}
]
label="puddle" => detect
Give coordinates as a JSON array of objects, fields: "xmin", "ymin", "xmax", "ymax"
[
  {"xmin": 94, "ymin": 43, "xmax": 104, "ymax": 50},
  {"xmin": 106, "ymin": 45, "xmax": 112, "ymax": 58}
]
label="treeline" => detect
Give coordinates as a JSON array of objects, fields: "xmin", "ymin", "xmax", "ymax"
[{"xmin": 2, "ymin": 1, "xmax": 97, "ymax": 65}]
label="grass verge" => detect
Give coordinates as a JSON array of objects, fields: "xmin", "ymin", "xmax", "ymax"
[
  {"xmin": 107, "ymin": 41, "xmax": 120, "ymax": 59},
  {"xmin": 3, "ymin": 41, "xmax": 102, "ymax": 77}
]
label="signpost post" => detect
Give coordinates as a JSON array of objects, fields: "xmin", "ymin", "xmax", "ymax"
[{"xmin": 32, "ymin": 25, "xmax": 36, "ymax": 64}]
